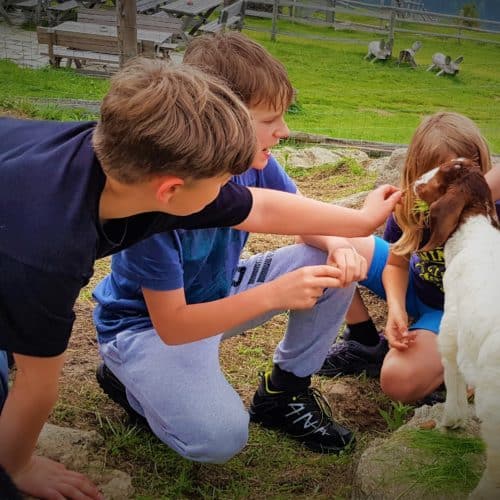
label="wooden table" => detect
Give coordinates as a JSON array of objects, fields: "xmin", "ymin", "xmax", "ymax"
[
  {"xmin": 52, "ymin": 20, "xmax": 172, "ymax": 56},
  {"xmin": 160, "ymin": 0, "xmax": 221, "ymax": 35}
]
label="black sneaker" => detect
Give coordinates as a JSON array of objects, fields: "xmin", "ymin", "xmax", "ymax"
[
  {"xmin": 96, "ymin": 363, "xmax": 149, "ymax": 428},
  {"xmin": 317, "ymin": 329, "xmax": 388, "ymax": 378},
  {"xmin": 249, "ymin": 371, "xmax": 354, "ymax": 454}
]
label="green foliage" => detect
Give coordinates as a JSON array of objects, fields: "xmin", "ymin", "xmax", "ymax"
[
  {"xmin": 461, "ymin": 3, "xmax": 480, "ymax": 28},
  {"xmin": 379, "ymin": 401, "xmax": 414, "ymax": 431}
]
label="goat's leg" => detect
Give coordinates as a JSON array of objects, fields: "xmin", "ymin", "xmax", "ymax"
[
  {"xmin": 439, "ymin": 310, "xmax": 468, "ymax": 429},
  {"xmin": 426, "ymin": 63, "xmax": 436, "ymax": 72},
  {"xmin": 436, "ymin": 69, "xmax": 444, "ymax": 77},
  {"xmin": 469, "ymin": 368, "xmax": 500, "ymax": 498},
  {"xmin": 364, "ymin": 52, "xmax": 371, "ymax": 60}
]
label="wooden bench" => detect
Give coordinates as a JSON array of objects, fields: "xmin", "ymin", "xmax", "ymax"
[
  {"xmin": 199, "ymin": 0, "xmax": 245, "ymax": 34},
  {"xmin": 37, "ymin": 24, "xmax": 163, "ymax": 74},
  {"xmin": 78, "ymin": 7, "xmax": 187, "ymax": 44}
]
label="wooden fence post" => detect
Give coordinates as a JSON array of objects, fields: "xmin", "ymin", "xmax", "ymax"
[
  {"xmin": 388, "ymin": 7, "xmax": 396, "ymax": 45},
  {"xmin": 116, "ymin": 0, "xmax": 138, "ymax": 67},
  {"xmin": 271, "ymin": 0, "xmax": 278, "ymax": 41}
]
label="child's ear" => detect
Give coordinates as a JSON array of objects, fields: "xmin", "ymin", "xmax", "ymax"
[{"xmin": 156, "ymin": 176, "xmax": 185, "ymax": 204}]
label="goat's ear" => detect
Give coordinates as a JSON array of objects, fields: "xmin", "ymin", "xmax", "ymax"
[
  {"xmin": 420, "ymin": 189, "xmax": 466, "ymax": 251},
  {"xmin": 445, "ymin": 55, "xmax": 451, "ymax": 65}
]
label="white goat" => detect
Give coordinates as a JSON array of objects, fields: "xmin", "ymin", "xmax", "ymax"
[
  {"xmin": 427, "ymin": 53, "xmax": 464, "ymax": 76},
  {"xmin": 416, "ymin": 158, "xmax": 500, "ymax": 499},
  {"xmin": 365, "ymin": 39, "xmax": 393, "ymax": 62}
]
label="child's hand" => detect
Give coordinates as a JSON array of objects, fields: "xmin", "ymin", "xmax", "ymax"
[
  {"xmin": 327, "ymin": 246, "xmax": 367, "ymax": 286},
  {"xmin": 269, "ymin": 265, "xmax": 343, "ymax": 311},
  {"xmin": 384, "ymin": 307, "xmax": 417, "ymax": 351},
  {"xmin": 14, "ymin": 455, "xmax": 104, "ymax": 500},
  {"xmin": 361, "ymin": 184, "xmax": 402, "ymax": 229}
]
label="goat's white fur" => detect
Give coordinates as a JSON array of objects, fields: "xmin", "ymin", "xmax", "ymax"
[{"xmin": 440, "ymin": 214, "xmax": 500, "ymax": 499}]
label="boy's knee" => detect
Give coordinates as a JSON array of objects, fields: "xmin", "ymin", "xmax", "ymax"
[
  {"xmin": 197, "ymin": 417, "xmax": 249, "ymax": 463},
  {"xmin": 154, "ymin": 408, "xmax": 249, "ymax": 463}
]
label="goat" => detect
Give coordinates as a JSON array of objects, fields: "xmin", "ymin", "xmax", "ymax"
[
  {"xmin": 364, "ymin": 39, "xmax": 393, "ymax": 62},
  {"xmin": 397, "ymin": 40, "xmax": 422, "ymax": 68},
  {"xmin": 427, "ymin": 53, "xmax": 464, "ymax": 76},
  {"xmin": 415, "ymin": 158, "xmax": 500, "ymax": 499}
]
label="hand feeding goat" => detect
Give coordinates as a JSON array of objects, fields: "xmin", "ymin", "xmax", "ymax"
[{"xmin": 415, "ymin": 158, "xmax": 500, "ymax": 499}]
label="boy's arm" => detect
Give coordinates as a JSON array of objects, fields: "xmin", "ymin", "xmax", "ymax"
[
  {"xmin": 486, "ymin": 165, "xmax": 500, "ymax": 201},
  {"xmin": 0, "ymin": 353, "xmax": 102, "ymax": 499},
  {"xmin": 144, "ymin": 263, "xmax": 345, "ymax": 345},
  {"xmin": 236, "ymin": 185, "xmax": 401, "ymax": 237}
]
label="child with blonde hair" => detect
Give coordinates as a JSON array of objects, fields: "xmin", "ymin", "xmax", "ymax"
[{"xmin": 320, "ymin": 111, "xmax": 498, "ymax": 403}]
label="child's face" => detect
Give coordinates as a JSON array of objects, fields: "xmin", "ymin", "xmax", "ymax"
[
  {"xmin": 249, "ymin": 102, "xmax": 290, "ymax": 170},
  {"xmin": 165, "ymin": 173, "xmax": 232, "ymax": 216}
]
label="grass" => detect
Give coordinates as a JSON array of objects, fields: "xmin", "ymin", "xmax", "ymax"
[
  {"xmin": 1, "ymin": 20, "xmax": 500, "ymax": 151},
  {"xmin": 396, "ymin": 429, "xmax": 485, "ymax": 495}
]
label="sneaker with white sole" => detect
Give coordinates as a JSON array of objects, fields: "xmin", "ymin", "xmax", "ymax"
[{"xmin": 249, "ymin": 371, "xmax": 354, "ymax": 454}]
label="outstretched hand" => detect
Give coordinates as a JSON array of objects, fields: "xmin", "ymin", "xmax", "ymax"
[
  {"xmin": 269, "ymin": 265, "xmax": 344, "ymax": 311},
  {"xmin": 361, "ymin": 184, "xmax": 402, "ymax": 230}
]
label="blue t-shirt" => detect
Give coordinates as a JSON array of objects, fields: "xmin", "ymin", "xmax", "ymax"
[
  {"xmin": 0, "ymin": 117, "xmax": 253, "ymax": 356},
  {"xmin": 93, "ymin": 156, "xmax": 297, "ymax": 341},
  {"xmin": 383, "ymin": 200, "xmax": 500, "ymax": 309}
]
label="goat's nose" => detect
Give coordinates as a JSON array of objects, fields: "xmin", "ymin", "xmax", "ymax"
[{"xmin": 414, "ymin": 166, "xmax": 439, "ymax": 193}]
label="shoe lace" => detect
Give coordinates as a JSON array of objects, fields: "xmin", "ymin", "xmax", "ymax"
[{"xmin": 301, "ymin": 387, "xmax": 334, "ymax": 422}]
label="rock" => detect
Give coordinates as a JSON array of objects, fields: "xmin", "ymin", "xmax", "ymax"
[
  {"xmin": 367, "ymin": 147, "xmax": 407, "ymax": 186},
  {"xmin": 275, "ymin": 146, "xmax": 342, "ymax": 168},
  {"xmin": 34, "ymin": 424, "xmax": 134, "ymax": 499},
  {"xmin": 352, "ymin": 403, "xmax": 484, "ymax": 500}
]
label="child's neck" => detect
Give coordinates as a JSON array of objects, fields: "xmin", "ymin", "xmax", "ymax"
[{"xmin": 99, "ymin": 177, "xmax": 156, "ymax": 221}]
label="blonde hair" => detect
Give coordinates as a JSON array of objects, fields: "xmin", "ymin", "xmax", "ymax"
[
  {"xmin": 392, "ymin": 111, "xmax": 492, "ymax": 256},
  {"xmin": 93, "ymin": 57, "xmax": 256, "ymax": 184},
  {"xmin": 183, "ymin": 32, "xmax": 294, "ymax": 111}
]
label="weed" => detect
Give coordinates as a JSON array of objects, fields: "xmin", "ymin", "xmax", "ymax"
[{"xmin": 379, "ymin": 401, "xmax": 414, "ymax": 431}]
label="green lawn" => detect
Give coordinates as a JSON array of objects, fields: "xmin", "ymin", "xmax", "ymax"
[{"xmin": 1, "ymin": 20, "xmax": 499, "ymax": 151}]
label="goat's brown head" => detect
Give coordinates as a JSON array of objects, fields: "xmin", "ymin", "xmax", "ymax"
[{"xmin": 415, "ymin": 158, "xmax": 499, "ymax": 251}]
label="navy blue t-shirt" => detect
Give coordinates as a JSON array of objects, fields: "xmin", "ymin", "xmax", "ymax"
[{"xmin": 0, "ymin": 117, "xmax": 252, "ymax": 356}]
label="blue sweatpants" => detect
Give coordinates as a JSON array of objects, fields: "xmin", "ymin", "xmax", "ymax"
[{"xmin": 98, "ymin": 244, "xmax": 355, "ymax": 463}]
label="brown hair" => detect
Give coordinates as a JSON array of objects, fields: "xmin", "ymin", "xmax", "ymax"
[
  {"xmin": 183, "ymin": 32, "xmax": 294, "ymax": 111},
  {"xmin": 392, "ymin": 111, "xmax": 492, "ymax": 256},
  {"xmin": 93, "ymin": 57, "xmax": 256, "ymax": 184}
]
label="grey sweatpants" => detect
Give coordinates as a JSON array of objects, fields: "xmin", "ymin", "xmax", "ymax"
[{"xmin": 98, "ymin": 244, "xmax": 355, "ymax": 463}]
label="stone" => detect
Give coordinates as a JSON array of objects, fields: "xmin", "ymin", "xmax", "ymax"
[
  {"xmin": 34, "ymin": 423, "xmax": 134, "ymax": 499},
  {"xmin": 352, "ymin": 403, "xmax": 484, "ymax": 500}
]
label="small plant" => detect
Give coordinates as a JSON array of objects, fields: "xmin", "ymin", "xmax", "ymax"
[{"xmin": 379, "ymin": 401, "xmax": 413, "ymax": 431}]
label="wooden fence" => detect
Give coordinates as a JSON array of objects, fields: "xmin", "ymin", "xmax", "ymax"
[{"xmin": 244, "ymin": 0, "xmax": 500, "ymax": 45}]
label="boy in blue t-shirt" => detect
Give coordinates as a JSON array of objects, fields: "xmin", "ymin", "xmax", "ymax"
[
  {"xmin": 93, "ymin": 33, "xmax": 400, "ymax": 460},
  {"xmin": 0, "ymin": 58, "xmax": 398, "ymax": 498}
]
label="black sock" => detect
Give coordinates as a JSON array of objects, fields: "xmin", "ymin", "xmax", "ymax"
[
  {"xmin": 346, "ymin": 319, "xmax": 379, "ymax": 346},
  {"xmin": 268, "ymin": 364, "xmax": 311, "ymax": 393}
]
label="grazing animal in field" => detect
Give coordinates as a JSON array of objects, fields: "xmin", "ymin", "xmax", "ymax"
[
  {"xmin": 365, "ymin": 39, "xmax": 393, "ymax": 62},
  {"xmin": 415, "ymin": 158, "xmax": 500, "ymax": 499},
  {"xmin": 397, "ymin": 40, "xmax": 422, "ymax": 68},
  {"xmin": 427, "ymin": 53, "xmax": 463, "ymax": 76}
]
